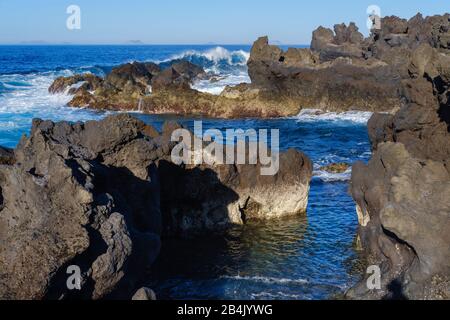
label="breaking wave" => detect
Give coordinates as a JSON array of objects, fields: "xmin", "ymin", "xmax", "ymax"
[
  {"xmin": 160, "ymin": 46, "xmax": 251, "ymax": 94},
  {"xmin": 294, "ymin": 109, "xmax": 373, "ymax": 124},
  {"xmin": 221, "ymin": 275, "xmax": 309, "ymax": 285},
  {"xmin": 0, "ymin": 71, "xmax": 109, "ymax": 147}
]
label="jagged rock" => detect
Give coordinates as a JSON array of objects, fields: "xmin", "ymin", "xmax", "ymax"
[
  {"xmin": 349, "ymin": 44, "xmax": 450, "ymax": 300},
  {"xmin": 311, "ymin": 26, "xmax": 335, "ymax": 52},
  {"xmin": 48, "ymin": 73, "xmax": 103, "ymax": 94},
  {"xmin": 0, "ymin": 114, "xmax": 313, "ymax": 298},
  {"xmin": 103, "ymin": 62, "xmax": 159, "ymax": 95},
  {"xmin": 0, "ymin": 114, "xmax": 162, "ymax": 300},
  {"xmin": 310, "ymin": 23, "xmax": 365, "ymax": 61},
  {"xmin": 48, "ymin": 14, "xmax": 449, "ymax": 118},
  {"xmin": 244, "ymin": 36, "xmax": 403, "ymax": 113}
]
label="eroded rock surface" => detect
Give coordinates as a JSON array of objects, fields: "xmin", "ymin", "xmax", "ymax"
[
  {"xmin": 349, "ymin": 44, "xmax": 450, "ymax": 300},
  {"xmin": 0, "ymin": 115, "xmax": 162, "ymax": 300}
]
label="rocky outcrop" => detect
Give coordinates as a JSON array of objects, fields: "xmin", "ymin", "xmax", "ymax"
[
  {"xmin": 349, "ymin": 44, "xmax": 450, "ymax": 300},
  {"xmin": 0, "ymin": 114, "xmax": 313, "ymax": 299},
  {"xmin": 241, "ymin": 14, "xmax": 450, "ymax": 115},
  {"xmin": 50, "ymin": 61, "xmax": 209, "ymax": 112},
  {"xmin": 47, "ymin": 14, "xmax": 449, "ymax": 118},
  {"xmin": 49, "ymin": 73, "xmax": 103, "ymax": 95},
  {"xmin": 160, "ymin": 146, "xmax": 312, "ymax": 237},
  {"xmin": 0, "ymin": 115, "xmax": 162, "ymax": 300}
]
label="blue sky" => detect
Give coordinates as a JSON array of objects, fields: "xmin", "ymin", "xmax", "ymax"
[{"xmin": 0, "ymin": 0, "xmax": 448, "ymax": 44}]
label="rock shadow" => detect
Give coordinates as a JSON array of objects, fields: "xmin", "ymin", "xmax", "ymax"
[{"xmin": 158, "ymin": 160, "xmax": 240, "ymax": 238}]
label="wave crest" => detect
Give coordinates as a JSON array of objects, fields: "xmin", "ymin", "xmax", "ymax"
[
  {"xmin": 294, "ymin": 109, "xmax": 373, "ymax": 124},
  {"xmin": 163, "ymin": 46, "xmax": 249, "ymax": 72}
]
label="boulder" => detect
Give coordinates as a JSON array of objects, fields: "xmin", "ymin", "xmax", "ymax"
[
  {"xmin": 160, "ymin": 144, "xmax": 312, "ymax": 236},
  {"xmin": 132, "ymin": 287, "xmax": 157, "ymax": 300}
]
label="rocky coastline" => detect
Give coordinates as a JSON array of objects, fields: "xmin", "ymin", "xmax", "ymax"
[
  {"xmin": 49, "ymin": 13, "xmax": 449, "ymax": 118},
  {"xmin": 0, "ymin": 13, "xmax": 448, "ymax": 300}
]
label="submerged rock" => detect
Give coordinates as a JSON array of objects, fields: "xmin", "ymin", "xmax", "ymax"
[
  {"xmin": 319, "ymin": 163, "xmax": 350, "ymax": 174},
  {"xmin": 0, "ymin": 114, "xmax": 313, "ymax": 299},
  {"xmin": 349, "ymin": 44, "xmax": 450, "ymax": 300}
]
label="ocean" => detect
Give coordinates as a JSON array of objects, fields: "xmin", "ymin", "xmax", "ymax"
[{"xmin": 0, "ymin": 44, "xmax": 370, "ymax": 300}]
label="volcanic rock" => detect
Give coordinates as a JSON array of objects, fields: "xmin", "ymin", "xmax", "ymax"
[
  {"xmin": 0, "ymin": 114, "xmax": 313, "ymax": 298},
  {"xmin": 349, "ymin": 44, "xmax": 450, "ymax": 300}
]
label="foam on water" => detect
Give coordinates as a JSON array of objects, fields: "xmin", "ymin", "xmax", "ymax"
[
  {"xmin": 162, "ymin": 46, "xmax": 251, "ymax": 95},
  {"xmin": 192, "ymin": 73, "xmax": 251, "ymax": 95},
  {"xmin": 0, "ymin": 71, "xmax": 109, "ymax": 147},
  {"xmin": 221, "ymin": 275, "xmax": 309, "ymax": 285},
  {"xmin": 313, "ymin": 168, "xmax": 352, "ymax": 183},
  {"xmin": 294, "ymin": 109, "xmax": 373, "ymax": 124}
]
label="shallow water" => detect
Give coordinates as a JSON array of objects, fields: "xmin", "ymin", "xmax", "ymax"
[{"xmin": 0, "ymin": 45, "xmax": 369, "ymax": 300}]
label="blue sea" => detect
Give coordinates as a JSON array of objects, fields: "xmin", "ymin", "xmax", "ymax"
[{"xmin": 0, "ymin": 45, "xmax": 370, "ymax": 300}]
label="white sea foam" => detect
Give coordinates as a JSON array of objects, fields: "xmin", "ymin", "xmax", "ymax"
[
  {"xmin": 163, "ymin": 46, "xmax": 249, "ymax": 67},
  {"xmin": 221, "ymin": 275, "xmax": 308, "ymax": 285},
  {"xmin": 313, "ymin": 168, "xmax": 352, "ymax": 182},
  {"xmin": 294, "ymin": 109, "xmax": 373, "ymax": 124},
  {"xmin": 163, "ymin": 46, "xmax": 251, "ymax": 95},
  {"xmin": 250, "ymin": 291, "xmax": 306, "ymax": 300},
  {"xmin": 0, "ymin": 71, "xmax": 109, "ymax": 146},
  {"xmin": 192, "ymin": 73, "xmax": 251, "ymax": 95}
]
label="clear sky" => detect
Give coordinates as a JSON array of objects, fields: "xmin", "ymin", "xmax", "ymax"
[{"xmin": 0, "ymin": 0, "xmax": 448, "ymax": 44}]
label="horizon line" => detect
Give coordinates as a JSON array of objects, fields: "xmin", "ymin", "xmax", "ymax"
[{"xmin": 0, "ymin": 43, "xmax": 310, "ymax": 46}]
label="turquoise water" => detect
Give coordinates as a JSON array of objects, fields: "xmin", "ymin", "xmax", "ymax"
[{"xmin": 0, "ymin": 45, "xmax": 369, "ymax": 300}]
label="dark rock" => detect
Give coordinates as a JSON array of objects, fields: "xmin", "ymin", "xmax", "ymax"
[
  {"xmin": 349, "ymin": 44, "xmax": 450, "ymax": 300},
  {"xmin": 48, "ymin": 74, "xmax": 103, "ymax": 94},
  {"xmin": 48, "ymin": 14, "xmax": 450, "ymax": 120},
  {"xmin": 0, "ymin": 147, "xmax": 14, "ymax": 165},
  {"xmin": 151, "ymin": 61, "xmax": 205, "ymax": 91},
  {"xmin": 0, "ymin": 114, "xmax": 313, "ymax": 298},
  {"xmin": 238, "ymin": 14, "xmax": 450, "ymax": 117},
  {"xmin": 0, "ymin": 114, "xmax": 162, "ymax": 300}
]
